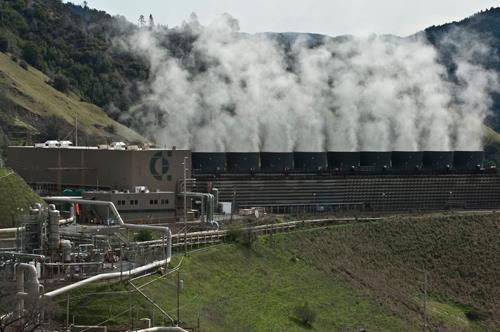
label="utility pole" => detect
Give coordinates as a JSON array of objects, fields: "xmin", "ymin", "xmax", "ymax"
[
  {"xmin": 66, "ymin": 294, "xmax": 70, "ymax": 329},
  {"xmin": 230, "ymin": 188, "xmax": 236, "ymax": 223},
  {"xmin": 176, "ymin": 271, "xmax": 184, "ymax": 326},
  {"xmin": 182, "ymin": 157, "xmax": 188, "ymax": 255},
  {"xmin": 75, "ymin": 111, "xmax": 78, "ymax": 146},
  {"xmin": 422, "ymin": 269, "xmax": 429, "ymax": 332},
  {"xmin": 423, "ymin": 270, "xmax": 428, "ymax": 332}
]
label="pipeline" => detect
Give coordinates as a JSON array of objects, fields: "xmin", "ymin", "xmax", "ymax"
[
  {"xmin": 136, "ymin": 327, "xmax": 189, "ymax": 332},
  {"xmin": 43, "ymin": 259, "xmax": 168, "ymax": 298},
  {"xmin": 40, "ymin": 197, "xmax": 172, "ymax": 298},
  {"xmin": 15, "ymin": 263, "xmax": 43, "ymax": 317},
  {"xmin": 59, "ymin": 204, "xmax": 76, "ymax": 225},
  {"xmin": 181, "ymin": 192, "xmax": 219, "ymax": 229},
  {"xmin": 43, "ymin": 197, "xmax": 172, "ymax": 260},
  {"xmin": 0, "ymin": 227, "xmax": 24, "ymax": 235},
  {"xmin": 0, "ymin": 252, "xmax": 45, "ymax": 261}
]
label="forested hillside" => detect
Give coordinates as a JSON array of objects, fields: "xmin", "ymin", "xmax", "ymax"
[{"xmin": 0, "ymin": 0, "xmax": 500, "ymax": 155}]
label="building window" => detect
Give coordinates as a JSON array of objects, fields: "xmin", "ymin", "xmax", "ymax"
[
  {"xmin": 135, "ymin": 200, "xmax": 138, "ymax": 205},
  {"xmin": 154, "ymin": 199, "xmax": 158, "ymax": 205},
  {"xmin": 130, "ymin": 200, "xmax": 134, "ymax": 205},
  {"xmin": 149, "ymin": 199, "xmax": 153, "ymax": 205}
]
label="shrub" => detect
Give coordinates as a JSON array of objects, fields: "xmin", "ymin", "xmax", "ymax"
[
  {"xmin": 51, "ymin": 74, "xmax": 70, "ymax": 93},
  {"xmin": 227, "ymin": 227, "xmax": 256, "ymax": 248},
  {"xmin": 21, "ymin": 42, "xmax": 42, "ymax": 68},
  {"xmin": 292, "ymin": 302, "xmax": 316, "ymax": 327},
  {"xmin": 0, "ymin": 35, "xmax": 9, "ymax": 52},
  {"xmin": 134, "ymin": 230, "xmax": 153, "ymax": 242},
  {"xmin": 19, "ymin": 60, "xmax": 28, "ymax": 70},
  {"xmin": 104, "ymin": 124, "xmax": 116, "ymax": 134}
]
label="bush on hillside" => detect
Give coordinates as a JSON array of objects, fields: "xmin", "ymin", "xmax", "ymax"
[
  {"xmin": 227, "ymin": 227, "xmax": 257, "ymax": 248},
  {"xmin": 292, "ymin": 302, "xmax": 316, "ymax": 327},
  {"xmin": 104, "ymin": 124, "xmax": 115, "ymax": 134},
  {"xmin": 51, "ymin": 74, "xmax": 70, "ymax": 93},
  {"xmin": 21, "ymin": 42, "xmax": 42, "ymax": 68},
  {"xmin": 0, "ymin": 34, "xmax": 9, "ymax": 52}
]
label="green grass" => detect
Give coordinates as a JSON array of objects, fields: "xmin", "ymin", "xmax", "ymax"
[
  {"xmin": 60, "ymin": 242, "xmax": 412, "ymax": 332},
  {"xmin": 54, "ymin": 214, "xmax": 500, "ymax": 331},
  {"xmin": 0, "ymin": 168, "xmax": 43, "ymax": 227},
  {"xmin": 426, "ymin": 299, "xmax": 486, "ymax": 332},
  {"xmin": 0, "ymin": 51, "xmax": 146, "ymax": 143}
]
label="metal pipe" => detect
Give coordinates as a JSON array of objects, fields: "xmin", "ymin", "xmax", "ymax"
[
  {"xmin": 180, "ymin": 192, "xmax": 218, "ymax": 229},
  {"xmin": 0, "ymin": 252, "xmax": 45, "ymax": 261},
  {"xmin": 136, "ymin": 327, "xmax": 189, "ymax": 332},
  {"xmin": 15, "ymin": 263, "xmax": 42, "ymax": 317},
  {"xmin": 59, "ymin": 204, "xmax": 76, "ymax": 225},
  {"xmin": 0, "ymin": 227, "xmax": 24, "ymax": 235},
  {"xmin": 42, "ymin": 197, "xmax": 173, "ymax": 298},
  {"xmin": 43, "ymin": 258, "xmax": 169, "ymax": 298},
  {"xmin": 43, "ymin": 197, "xmax": 172, "ymax": 260}
]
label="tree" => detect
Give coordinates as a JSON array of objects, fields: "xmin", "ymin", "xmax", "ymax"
[
  {"xmin": 138, "ymin": 15, "xmax": 146, "ymax": 27},
  {"xmin": 0, "ymin": 34, "xmax": 9, "ymax": 52},
  {"xmin": 149, "ymin": 14, "xmax": 155, "ymax": 28},
  {"xmin": 21, "ymin": 42, "xmax": 42, "ymax": 68},
  {"xmin": 51, "ymin": 75, "xmax": 70, "ymax": 93}
]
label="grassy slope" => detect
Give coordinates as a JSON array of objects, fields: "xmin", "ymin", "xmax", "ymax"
[
  {"xmin": 0, "ymin": 51, "xmax": 145, "ymax": 144},
  {"xmin": 0, "ymin": 168, "xmax": 43, "ymax": 227},
  {"xmin": 57, "ymin": 215, "xmax": 499, "ymax": 331},
  {"xmin": 62, "ymin": 241, "xmax": 412, "ymax": 332}
]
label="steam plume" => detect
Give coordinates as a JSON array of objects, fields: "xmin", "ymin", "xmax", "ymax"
[{"xmin": 122, "ymin": 14, "xmax": 498, "ymax": 152}]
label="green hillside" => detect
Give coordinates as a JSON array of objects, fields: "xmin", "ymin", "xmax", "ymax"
[
  {"xmin": 0, "ymin": 50, "xmax": 146, "ymax": 148},
  {"xmin": 0, "ymin": 168, "xmax": 43, "ymax": 227},
  {"xmin": 54, "ymin": 214, "xmax": 499, "ymax": 331}
]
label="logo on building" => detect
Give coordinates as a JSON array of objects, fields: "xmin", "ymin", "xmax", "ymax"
[{"xmin": 149, "ymin": 151, "xmax": 170, "ymax": 181}]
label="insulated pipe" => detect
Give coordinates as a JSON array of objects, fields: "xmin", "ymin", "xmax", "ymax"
[
  {"xmin": 136, "ymin": 327, "xmax": 190, "ymax": 332},
  {"xmin": 41, "ymin": 197, "xmax": 172, "ymax": 298},
  {"xmin": 0, "ymin": 252, "xmax": 45, "ymax": 261},
  {"xmin": 0, "ymin": 227, "xmax": 24, "ymax": 235},
  {"xmin": 180, "ymin": 192, "xmax": 218, "ymax": 229},
  {"xmin": 15, "ymin": 263, "xmax": 42, "ymax": 317},
  {"xmin": 43, "ymin": 258, "xmax": 169, "ymax": 298},
  {"xmin": 43, "ymin": 197, "xmax": 172, "ymax": 260},
  {"xmin": 59, "ymin": 204, "xmax": 76, "ymax": 225}
]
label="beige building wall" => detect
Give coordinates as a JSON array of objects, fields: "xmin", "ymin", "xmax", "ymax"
[{"xmin": 6, "ymin": 147, "xmax": 191, "ymax": 193}]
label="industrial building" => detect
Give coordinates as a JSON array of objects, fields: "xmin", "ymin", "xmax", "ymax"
[
  {"xmin": 6, "ymin": 144, "xmax": 500, "ymax": 219},
  {"xmin": 191, "ymin": 150, "xmax": 500, "ymax": 213},
  {"xmin": 6, "ymin": 144, "xmax": 191, "ymax": 193}
]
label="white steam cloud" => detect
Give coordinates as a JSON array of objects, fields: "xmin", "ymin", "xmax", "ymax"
[{"xmin": 122, "ymin": 13, "xmax": 498, "ymax": 152}]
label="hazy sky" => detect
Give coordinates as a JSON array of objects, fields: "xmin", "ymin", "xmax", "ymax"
[{"xmin": 81, "ymin": 0, "xmax": 499, "ymax": 36}]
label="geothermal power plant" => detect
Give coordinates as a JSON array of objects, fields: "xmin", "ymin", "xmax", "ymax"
[{"xmin": 6, "ymin": 143, "xmax": 500, "ymax": 218}]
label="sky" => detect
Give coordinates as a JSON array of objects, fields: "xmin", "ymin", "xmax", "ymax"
[{"xmin": 81, "ymin": 0, "xmax": 499, "ymax": 37}]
